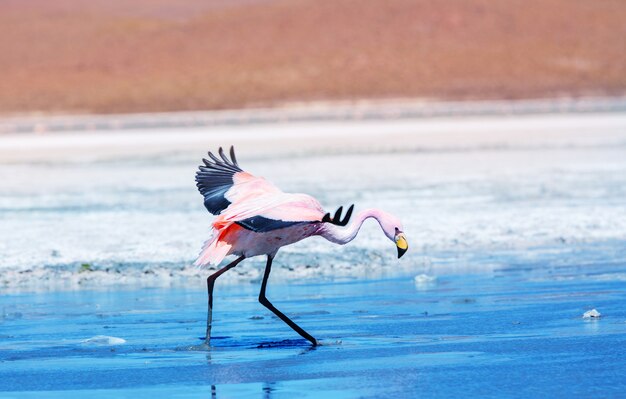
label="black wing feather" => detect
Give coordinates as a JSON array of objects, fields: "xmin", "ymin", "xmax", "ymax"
[
  {"xmin": 197, "ymin": 146, "xmax": 327, "ymax": 233},
  {"xmin": 196, "ymin": 146, "xmax": 243, "ymax": 215},
  {"xmin": 236, "ymin": 216, "xmax": 309, "ymax": 233},
  {"xmin": 322, "ymin": 204, "xmax": 354, "ymax": 226}
]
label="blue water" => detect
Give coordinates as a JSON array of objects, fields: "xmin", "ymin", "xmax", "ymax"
[{"xmin": 2, "ymin": 259, "xmax": 626, "ymax": 398}]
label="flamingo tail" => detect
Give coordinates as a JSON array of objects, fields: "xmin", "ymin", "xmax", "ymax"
[{"xmin": 194, "ymin": 228, "xmax": 232, "ymax": 268}]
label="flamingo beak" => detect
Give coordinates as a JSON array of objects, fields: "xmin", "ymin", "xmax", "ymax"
[{"xmin": 395, "ymin": 233, "xmax": 408, "ymax": 258}]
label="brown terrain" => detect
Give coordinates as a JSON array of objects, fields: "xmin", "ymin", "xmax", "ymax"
[{"xmin": 0, "ymin": 0, "xmax": 625, "ymax": 115}]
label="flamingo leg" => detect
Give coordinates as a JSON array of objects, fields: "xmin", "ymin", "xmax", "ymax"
[
  {"xmin": 205, "ymin": 255, "xmax": 245, "ymax": 345},
  {"xmin": 258, "ymin": 255, "xmax": 318, "ymax": 346}
]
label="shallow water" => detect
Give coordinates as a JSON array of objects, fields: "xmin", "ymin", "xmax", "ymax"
[{"xmin": 2, "ymin": 259, "xmax": 626, "ymax": 398}]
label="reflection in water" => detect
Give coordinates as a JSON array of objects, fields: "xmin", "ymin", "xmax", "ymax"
[
  {"xmin": 209, "ymin": 382, "xmax": 276, "ymax": 398},
  {"xmin": 202, "ymin": 341, "xmax": 314, "ymax": 398},
  {"xmin": 263, "ymin": 382, "xmax": 276, "ymax": 399}
]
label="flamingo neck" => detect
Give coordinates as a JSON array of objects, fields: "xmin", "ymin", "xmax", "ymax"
[{"xmin": 319, "ymin": 209, "xmax": 387, "ymax": 245}]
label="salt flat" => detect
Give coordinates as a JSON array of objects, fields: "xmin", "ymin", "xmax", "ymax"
[{"xmin": 1, "ymin": 112, "xmax": 626, "ymax": 290}]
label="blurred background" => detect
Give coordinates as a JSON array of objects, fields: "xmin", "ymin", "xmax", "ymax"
[{"xmin": 1, "ymin": 0, "xmax": 625, "ymax": 115}]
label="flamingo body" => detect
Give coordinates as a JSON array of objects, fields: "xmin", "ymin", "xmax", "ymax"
[
  {"xmin": 195, "ymin": 146, "xmax": 408, "ymax": 346},
  {"xmin": 197, "ymin": 220, "xmax": 323, "ymax": 265}
]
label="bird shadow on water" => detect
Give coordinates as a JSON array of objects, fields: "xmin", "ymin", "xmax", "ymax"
[
  {"xmin": 256, "ymin": 338, "xmax": 313, "ymax": 349},
  {"xmin": 174, "ymin": 336, "xmax": 334, "ymax": 354}
]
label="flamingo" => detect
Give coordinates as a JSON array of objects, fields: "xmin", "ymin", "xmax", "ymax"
[{"xmin": 195, "ymin": 146, "xmax": 408, "ymax": 346}]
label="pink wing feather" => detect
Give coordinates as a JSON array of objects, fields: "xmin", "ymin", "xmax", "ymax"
[{"xmin": 195, "ymin": 147, "xmax": 325, "ymax": 267}]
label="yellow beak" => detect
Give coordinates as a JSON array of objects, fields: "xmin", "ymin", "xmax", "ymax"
[{"xmin": 395, "ymin": 234, "xmax": 408, "ymax": 258}]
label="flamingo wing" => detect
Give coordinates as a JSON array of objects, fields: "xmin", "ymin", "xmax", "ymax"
[
  {"xmin": 231, "ymin": 193, "xmax": 325, "ymax": 232},
  {"xmin": 197, "ymin": 146, "xmax": 325, "ymax": 232},
  {"xmin": 196, "ymin": 147, "xmax": 244, "ymax": 215},
  {"xmin": 196, "ymin": 146, "xmax": 282, "ymax": 215},
  {"xmin": 236, "ymin": 215, "xmax": 304, "ymax": 232},
  {"xmin": 215, "ymin": 192, "xmax": 325, "ymax": 232}
]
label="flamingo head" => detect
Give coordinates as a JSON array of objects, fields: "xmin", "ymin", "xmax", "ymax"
[
  {"xmin": 394, "ymin": 228, "xmax": 409, "ymax": 259},
  {"xmin": 378, "ymin": 211, "xmax": 408, "ymax": 259}
]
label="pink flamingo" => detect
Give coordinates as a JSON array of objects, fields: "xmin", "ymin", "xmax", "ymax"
[{"xmin": 195, "ymin": 146, "xmax": 408, "ymax": 346}]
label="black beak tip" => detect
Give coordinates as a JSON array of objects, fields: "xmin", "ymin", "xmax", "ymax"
[{"xmin": 397, "ymin": 246, "xmax": 408, "ymax": 259}]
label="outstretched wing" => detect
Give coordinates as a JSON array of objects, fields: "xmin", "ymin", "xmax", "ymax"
[
  {"xmin": 197, "ymin": 146, "xmax": 286, "ymax": 215},
  {"xmin": 197, "ymin": 146, "xmax": 325, "ymax": 232},
  {"xmin": 196, "ymin": 146, "xmax": 244, "ymax": 215},
  {"xmin": 236, "ymin": 215, "xmax": 305, "ymax": 232},
  {"xmin": 197, "ymin": 147, "xmax": 356, "ymax": 233},
  {"xmin": 216, "ymin": 192, "xmax": 326, "ymax": 233}
]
